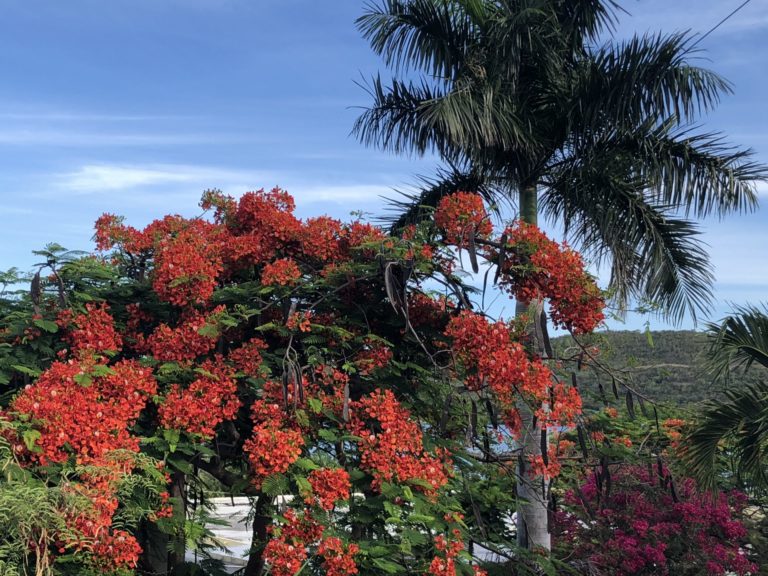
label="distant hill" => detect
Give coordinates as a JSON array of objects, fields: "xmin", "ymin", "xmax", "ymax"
[{"xmin": 552, "ymin": 330, "xmax": 768, "ymax": 408}]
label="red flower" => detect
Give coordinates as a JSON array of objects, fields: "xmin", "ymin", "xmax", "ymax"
[
  {"xmin": 348, "ymin": 389, "xmax": 450, "ymax": 496},
  {"xmin": 318, "ymin": 536, "xmax": 359, "ymax": 576},
  {"xmin": 352, "ymin": 340, "xmax": 393, "ymax": 376},
  {"xmin": 434, "ymin": 192, "xmax": 493, "ymax": 247},
  {"xmin": 262, "ymin": 257, "xmax": 302, "ymax": 287},
  {"xmin": 307, "ymin": 468, "xmax": 351, "ymax": 510},
  {"xmin": 90, "ymin": 529, "xmax": 143, "ymax": 570},
  {"xmin": 428, "ymin": 530, "xmax": 465, "ymax": 575},
  {"xmin": 263, "ymin": 538, "xmax": 307, "ymax": 576},
  {"xmin": 445, "ymin": 311, "xmax": 579, "ymax": 434},
  {"xmin": 263, "ymin": 509, "xmax": 322, "ymax": 576},
  {"xmin": 158, "ymin": 357, "xmax": 241, "ymax": 438},
  {"xmin": 244, "ymin": 407, "xmax": 305, "ymax": 485},
  {"xmin": 147, "ymin": 307, "xmax": 222, "ymax": 362},
  {"xmin": 300, "ymin": 216, "xmax": 344, "ymax": 263},
  {"xmin": 224, "ymin": 188, "xmax": 303, "ymax": 267},
  {"xmin": 498, "ymin": 222, "xmax": 605, "ymax": 333},
  {"xmin": 152, "ymin": 222, "xmax": 223, "ymax": 307},
  {"xmin": 58, "ymin": 303, "xmax": 123, "ymax": 356},
  {"xmin": 229, "ymin": 337, "xmax": 268, "ymax": 377},
  {"xmin": 11, "ymin": 359, "xmax": 156, "ymax": 465},
  {"xmin": 287, "ymin": 311, "xmax": 313, "ymax": 333}
]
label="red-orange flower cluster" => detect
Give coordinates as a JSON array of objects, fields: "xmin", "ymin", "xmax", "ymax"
[
  {"xmin": 244, "ymin": 396, "xmax": 305, "ymax": 486},
  {"xmin": 348, "ymin": 389, "xmax": 449, "ymax": 495},
  {"xmin": 352, "ymin": 341, "xmax": 393, "ymax": 376},
  {"xmin": 158, "ymin": 358, "xmax": 240, "ymax": 438},
  {"xmin": 261, "ymin": 257, "xmax": 302, "ymax": 287},
  {"xmin": 58, "ymin": 303, "xmax": 123, "ymax": 356},
  {"xmin": 62, "ymin": 470, "xmax": 144, "ymax": 571},
  {"xmin": 93, "ymin": 213, "xmax": 136, "ymax": 252},
  {"xmin": 527, "ymin": 439, "xmax": 576, "ymax": 481},
  {"xmin": 263, "ymin": 509, "xmax": 323, "ymax": 576},
  {"xmin": 318, "ymin": 536, "xmax": 359, "ymax": 576},
  {"xmin": 429, "ymin": 529, "xmax": 465, "ymax": 575},
  {"xmin": 300, "ymin": 216, "xmax": 344, "ymax": 263},
  {"xmin": 152, "ymin": 223, "xmax": 223, "ymax": 307},
  {"xmin": 434, "ymin": 192, "xmax": 493, "ymax": 246},
  {"xmin": 124, "ymin": 303, "xmax": 153, "ymax": 353},
  {"xmin": 7, "ymin": 358, "xmax": 163, "ymax": 569},
  {"xmin": 228, "ymin": 337, "xmax": 268, "ymax": 377},
  {"xmin": 11, "ymin": 359, "xmax": 156, "ymax": 465},
  {"xmin": 147, "ymin": 308, "xmax": 222, "ymax": 363},
  {"xmin": 444, "ymin": 311, "xmax": 578, "ymax": 433},
  {"xmin": 307, "ymin": 468, "xmax": 351, "ymax": 510},
  {"xmin": 223, "ymin": 188, "xmax": 303, "ymax": 267},
  {"xmin": 287, "ymin": 311, "xmax": 313, "ymax": 332},
  {"xmin": 89, "ymin": 529, "xmax": 143, "ymax": 571},
  {"xmin": 499, "ymin": 222, "xmax": 605, "ymax": 333}
]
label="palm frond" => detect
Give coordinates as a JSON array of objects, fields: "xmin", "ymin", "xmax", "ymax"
[
  {"xmin": 358, "ymin": 0, "xmax": 602, "ymax": 80},
  {"xmin": 570, "ymin": 119, "xmax": 765, "ymax": 218},
  {"xmin": 381, "ymin": 164, "xmax": 507, "ymax": 231},
  {"xmin": 551, "ymin": 0, "xmax": 622, "ymax": 42},
  {"xmin": 541, "ymin": 163, "xmax": 713, "ymax": 324},
  {"xmin": 684, "ymin": 381, "xmax": 768, "ymax": 492},
  {"xmin": 577, "ymin": 33, "xmax": 731, "ymax": 128},
  {"xmin": 357, "ymin": 0, "xmax": 481, "ymax": 78},
  {"xmin": 704, "ymin": 303, "xmax": 768, "ymax": 383},
  {"xmin": 353, "ymin": 75, "xmax": 531, "ymax": 156},
  {"xmin": 639, "ymin": 125, "xmax": 765, "ymax": 217}
]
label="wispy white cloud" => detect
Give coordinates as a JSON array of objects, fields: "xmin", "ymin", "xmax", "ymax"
[
  {"xmin": 57, "ymin": 164, "xmax": 270, "ymax": 193},
  {"xmin": 0, "ymin": 100, "xmax": 204, "ymax": 123},
  {"xmin": 54, "ymin": 163, "xmax": 393, "ymax": 206}
]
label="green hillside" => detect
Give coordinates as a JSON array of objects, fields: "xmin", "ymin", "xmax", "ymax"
[{"xmin": 553, "ymin": 330, "xmax": 768, "ymax": 409}]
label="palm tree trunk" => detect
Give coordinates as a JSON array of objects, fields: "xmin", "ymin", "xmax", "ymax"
[{"xmin": 515, "ymin": 183, "xmax": 551, "ymax": 552}]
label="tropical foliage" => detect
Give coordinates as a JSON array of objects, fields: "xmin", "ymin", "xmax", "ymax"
[
  {"xmin": 354, "ymin": 0, "xmax": 766, "ymax": 322},
  {"xmin": 0, "ymin": 3, "xmax": 765, "ymax": 575},
  {"xmin": 354, "ymin": 1, "xmax": 768, "ymax": 553},
  {"xmin": 556, "ymin": 464, "xmax": 755, "ymax": 575},
  {"xmin": 0, "ymin": 189, "xmax": 617, "ymax": 575},
  {"xmin": 685, "ymin": 304, "xmax": 768, "ymax": 493},
  {"xmin": 548, "ymin": 394, "xmax": 758, "ymax": 575}
]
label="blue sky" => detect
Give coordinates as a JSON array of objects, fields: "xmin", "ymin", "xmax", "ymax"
[{"xmin": 1, "ymin": 0, "xmax": 766, "ymax": 331}]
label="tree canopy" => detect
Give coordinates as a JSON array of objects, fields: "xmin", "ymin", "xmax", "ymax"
[
  {"xmin": 0, "ymin": 188, "xmax": 610, "ymax": 575},
  {"xmin": 354, "ymin": 0, "xmax": 767, "ymax": 323}
]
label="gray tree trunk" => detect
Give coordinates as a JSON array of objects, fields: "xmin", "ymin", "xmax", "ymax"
[
  {"xmin": 514, "ymin": 184, "xmax": 551, "ymax": 552},
  {"xmin": 514, "ymin": 302, "xmax": 551, "ymax": 551}
]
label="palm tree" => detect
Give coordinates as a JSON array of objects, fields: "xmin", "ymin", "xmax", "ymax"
[
  {"xmin": 354, "ymin": 0, "xmax": 767, "ymax": 552},
  {"xmin": 355, "ymin": 0, "xmax": 764, "ymax": 321},
  {"xmin": 685, "ymin": 304, "xmax": 768, "ymax": 493}
]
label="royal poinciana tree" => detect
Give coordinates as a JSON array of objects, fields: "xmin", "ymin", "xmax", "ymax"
[
  {"xmin": 0, "ymin": 188, "xmax": 609, "ymax": 575},
  {"xmin": 353, "ymin": 0, "xmax": 767, "ymax": 549}
]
